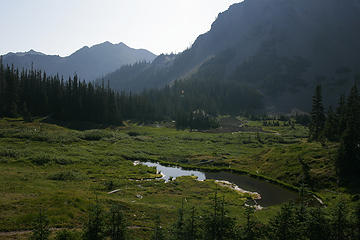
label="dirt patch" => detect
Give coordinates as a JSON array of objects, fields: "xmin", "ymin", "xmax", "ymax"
[
  {"xmin": 0, "ymin": 230, "xmax": 32, "ymax": 237},
  {"xmin": 0, "ymin": 228, "xmax": 68, "ymax": 239}
]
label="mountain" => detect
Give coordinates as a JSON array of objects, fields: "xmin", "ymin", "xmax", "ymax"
[
  {"xmin": 106, "ymin": 0, "xmax": 360, "ymax": 111},
  {"xmin": 2, "ymin": 42, "xmax": 156, "ymax": 81},
  {"xmin": 7, "ymin": 49, "xmax": 46, "ymax": 57}
]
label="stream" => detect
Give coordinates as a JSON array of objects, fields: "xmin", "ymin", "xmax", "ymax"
[{"xmin": 134, "ymin": 161, "xmax": 298, "ymax": 207}]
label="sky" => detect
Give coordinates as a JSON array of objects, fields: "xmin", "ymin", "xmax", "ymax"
[{"xmin": 0, "ymin": 0, "xmax": 241, "ymax": 57}]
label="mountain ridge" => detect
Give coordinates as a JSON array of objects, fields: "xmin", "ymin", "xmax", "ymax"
[
  {"xmin": 105, "ymin": 0, "xmax": 360, "ymax": 111},
  {"xmin": 2, "ymin": 41, "xmax": 156, "ymax": 81}
]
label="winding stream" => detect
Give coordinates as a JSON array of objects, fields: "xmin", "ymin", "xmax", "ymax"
[{"xmin": 134, "ymin": 161, "xmax": 298, "ymax": 207}]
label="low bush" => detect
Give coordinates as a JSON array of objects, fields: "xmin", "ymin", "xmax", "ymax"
[
  {"xmin": 0, "ymin": 148, "xmax": 19, "ymax": 158},
  {"xmin": 55, "ymin": 229, "xmax": 80, "ymax": 240},
  {"xmin": 127, "ymin": 131, "xmax": 141, "ymax": 137},
  {"xmin": 48, "ymin": 171, "xmax": 84, "ymax": 181},
  {"xmin": 30, "ymin": 154, "xmax": 53, "ymax": 166},
  {"xmin": 54, "ymin": 157, "xmax": 74, "ymax": 165},
  {"xmin": 80, "ymin": 130, "xmax": 113, "ymax": 141}
]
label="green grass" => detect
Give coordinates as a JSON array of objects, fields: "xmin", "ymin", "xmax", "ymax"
[{"xmin": 0, "ymin": 117, "xmax": 345, "ymax": 239}]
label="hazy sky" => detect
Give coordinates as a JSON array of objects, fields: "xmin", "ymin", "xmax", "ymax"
[{"xmin": 0, "ymin": 0, "xmax": 241, "ymax": 57}]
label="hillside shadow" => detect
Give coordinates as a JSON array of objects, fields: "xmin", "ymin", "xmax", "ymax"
[{"xmin": 41, "ymin": 117, "xmax": 123, "ymax": 131}]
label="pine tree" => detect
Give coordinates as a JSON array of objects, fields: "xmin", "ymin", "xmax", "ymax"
[
  {"xmin": 241, "ymin": 206, "xmax": 257, "ymax": 240},
  {"xmin": 268, "ymin": 203, "xmax": 302, "ymax": 240},
  {"xmin": 183, "ymin": 206, "xmax": 200, "ymax": 240},
  {"xmin": 330, "ymin": 199, "xmax": 350, "ymax": 240},
  {"xmin": 172, "ymin": 200, "xmax": 185, "ymax": 240},
  {"xmin": 108, "ymin": 204, "xmax": 127, "ymax": 240},
  {"xmin": 151, "ymin": 215, "xmax": 165, "ymax": 240},
  {"xmin": 0, "ymin": 58, "xmax": 4, "ymax": 116},
  {"xmin": 323, "ymin": 106, "xmax": 338, "ymax": 141},
  {"xmin": 305, "ymin": 207, "xmax": 330, "ymax": 240},
  {"xmin": 336, "ymin": 83, "xmax": 360, "ymax": 182},
  {"xmin": 22, "ymin": 102, "xmax": 32, "ymax": 122},
  {"xmin": 82, "ymin": 200, "xmax": 105, "ymax": 240},
  {"xmin": 9, "ymin": 101, "xmax": 18, "ymax": 117},
  {"xmin": 309, "ymin": 85, "xmax": 325, "ymax": 141},
  {"xmin": 298, "ymin": 156, "xmax": 312, "ymax": 188},
  {"xmin": 355, "ymin": 203, "xmax": 360, "ymax": 240},
  {"xmin": 203, "ymin": 193, "xmax": 236, "ymax": 240},
  {"xmin": 31, "ymin": 209, "xmax": 50, "ymax": 240},
  {"xmin": 336, "ymin": 95, "xmax": 347, "ymax": 138}
]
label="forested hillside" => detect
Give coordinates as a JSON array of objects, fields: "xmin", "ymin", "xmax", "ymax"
[
  {"xmin": 0, "ymin": 60, "xmax": 263, "ymax": 128},
  {"xmin": 0, "ymin": 60, "xmax": 154, "ymax": 124},
  {"xmin": 105, "ymin": 0, "xmax": 360, "ymax": 111}
]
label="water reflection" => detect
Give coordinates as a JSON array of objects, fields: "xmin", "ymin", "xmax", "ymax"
[
  {"xmin": 136, "ymin": 161, "xmax": 298, "ymax": 207},
  {"xmin": 205, "ymin": 171, "xmax": 298, "ymax": 207},
  {"xmin": 140, "ymin": 161, "xmax": 206, "ymax": 182}
]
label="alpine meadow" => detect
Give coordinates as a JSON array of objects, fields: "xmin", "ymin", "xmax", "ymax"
[{"xmin": 0, "ymin": 0, "xmax": 360, "ymax": 239}]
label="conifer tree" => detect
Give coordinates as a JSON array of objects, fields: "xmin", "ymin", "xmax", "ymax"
[
  {"xmin": 268, "ymin": 203, "xmax": 302, "ymax": 240},
  {"xmin": 22, "ymin": 102, "xmax": 32, "ymax": 122},
  {"xmin": 336, "ymin": 83, "xmax": 360, "ymax": 182},
  {"xmin": 183, "ymin": 206, "xmax": 200, "ymax": 240},
  {"xmin": 336, "ymin": 95, "xmax": 347, "ymax": 138},
  {"xmin": 355, "ymin": 203, "xmax": 360, "ymax": 240},
  {"xmin": 305, "ymin": 207, "xmax": 330, "ymax": 240},
  {"xmin": 323, "ymin": 106, "xmax": 338, "ymax": 141},
  {"xmin": 241, "ymin": 206, "xmax": 258, "ymax": 240},
  {"xmin": 0, "ymin": 57, "xmax": 4, "ymax": 116},
  {"xmin": 203, "ymin": 193, "xmax": 236, "ymax": 240},
  {"xmin": 330, "ymin": 199, "xmax": 350, "ymax": 240},
  {"xmin": 108, "ymin": 204, "xmax": 127, "ymax": 240},
  {"xmin": 151, "ymin": 215, "xmax": 165, "ymax": 240},
  {"xmin": 172, "ymin": 200, "xmax": 185, "ymax": 240},
  {"xmin": 31, "ymin": 209, "xmax": 50, "ymax": 240},
  {"xmin": 309, "ymin": 85, "xmax": 325, "ymax": 141},
  {"xmin": 83, "ymin": 200, "xmax": 105, "ymax": 240}
]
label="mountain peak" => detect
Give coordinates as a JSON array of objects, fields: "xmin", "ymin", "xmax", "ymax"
[
  {"xmin": 92, "ymin": 41, "xmax": 115, "ymax": 48},
  {"xmin": 23, "ymin": 49, "xmax": 46, "ymax": 56},
  {"xmin": 3, "ymin": 49, "xmax": 45, "ymax": 57},
  {"xmin": 101, "ymin": 41, "xmax": 113, "ymax": 46},
  {"xmin": 3, "ymin": 41, "xmax": 156, "ymax": 82},
  {"xmin": 27, "ymin": 49, "xmax": 44, "ymax": 55},
  {"xmin": 92, "ymin": 41, "xmax": 129, "ymax": 49}
]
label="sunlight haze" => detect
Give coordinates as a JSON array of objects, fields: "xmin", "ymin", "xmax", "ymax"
[{"xmin": 0, "ymin": 0, "xmax": 241, "ymax": 56}]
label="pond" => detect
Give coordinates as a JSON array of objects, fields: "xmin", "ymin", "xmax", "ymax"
[{"xmin": 135, "ymin": 161, "xmax": 298, "ymax": 207}]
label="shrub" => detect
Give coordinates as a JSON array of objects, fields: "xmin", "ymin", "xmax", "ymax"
[
  {"xmin": 48, "ymin": 171, "xmax": 83, "ymax": 181},
  {"xmin": 0, "ymin": 148, "xmax": 19, "ymax": 158},
  {"xmin": 80, "ymin": 130, "xmax": 113, "ymax": 141},
  {"xmin": 127, "ymin": 131, "xmax": 141, "ymax": 137},
  {"xmin": 54, "ymin": 229, "xmax": 79, "ymax": 240},
  {"xmin": 30, "ymin": 154, "xmax": 53, "ymax": 166},
  {"xmin": 54, "ymin": 157, "xmax": 74, "ymax": 165}
]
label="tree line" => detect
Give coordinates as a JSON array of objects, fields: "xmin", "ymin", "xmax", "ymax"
[
  {"xmin": 309, "ymin": 83, "xmax": 360, "ymax": 184},
  {"xmin": 0, "ymin": 60, "xmax": 158, "ymax": 124},
  {"xmin": 0, "ymin": 59, "xmax": 263, "ymax": 129},
  {"xmin": 29, "ymin": 193, "xmax": 360, "ymax": 240}
]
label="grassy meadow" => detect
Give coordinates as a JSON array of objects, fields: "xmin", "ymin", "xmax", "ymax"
[{"xmin": 0, "ymin": 117, "xmax": 344, "ymax": 239}]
